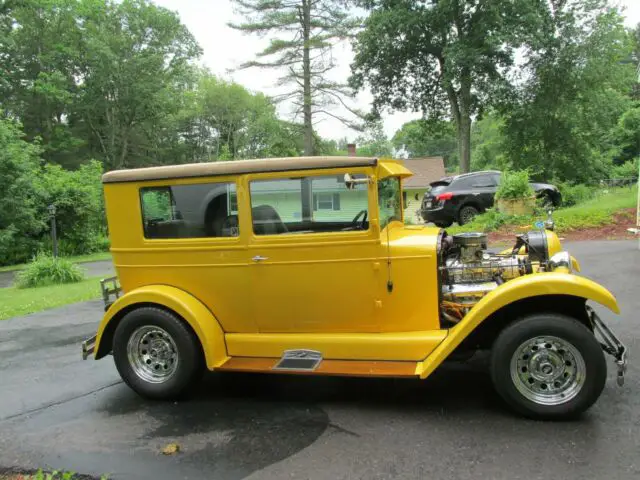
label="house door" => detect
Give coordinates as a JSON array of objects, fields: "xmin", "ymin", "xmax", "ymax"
[{"xmin": 247, "ymin": 172, "xmax": 383, "ymax": 333}]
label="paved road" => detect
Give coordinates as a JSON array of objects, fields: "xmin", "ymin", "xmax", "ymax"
[
  {"xmin": 0, "ymin": 241, "xmax": 638, "ymax": 480},
  {"xmin": 0, "ymin": 260, "xmax": 114, "ymax": 288}
]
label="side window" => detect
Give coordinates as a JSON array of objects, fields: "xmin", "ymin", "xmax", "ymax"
[
  {"xmin": 471, "ymin": 174, "xmax": 497, "ymax": 188},
  {"xmin": 249, "ymin": 174, "xmax": 369, "ymax": 235},
  {"xmin": 140, "ymin": 182, "xmax": 239, "ymax": 239}
]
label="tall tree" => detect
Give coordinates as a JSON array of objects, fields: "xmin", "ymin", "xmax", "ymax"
[
  {"xmin": 76, "ymin": 0, "xmax": 201, "ymax": 170},
  {"xmin": 392, "ymin": 119, "xmax": 457, "ymax": 166},
  {"xmin": 229, "ymin": 0, "xmax": 362, "ymax": 155},
  {"xmin": 350, "ymin": 0, "xmax": 543, "ymax": 173},
  {"xmin": 501, "ymin": 7, "xmax": 635, "ymax": 181}
]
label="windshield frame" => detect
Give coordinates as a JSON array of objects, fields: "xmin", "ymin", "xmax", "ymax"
[{"xmin": 377, "ymin": 176, "xmax": 403, "ymax": 229}]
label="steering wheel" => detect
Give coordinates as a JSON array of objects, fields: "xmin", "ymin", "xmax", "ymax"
[{"xmin": 351, "ymin": 209, "xmax": 368, "ymax": 230}]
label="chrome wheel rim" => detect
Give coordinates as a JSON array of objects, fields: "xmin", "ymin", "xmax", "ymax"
[
  {"xmin": 510, "ymin": 335, "xmax": 585, "ymax": 406},
  {"xmin": 127, "ymin": 326, "xmax": 179, "ymax": 383}
]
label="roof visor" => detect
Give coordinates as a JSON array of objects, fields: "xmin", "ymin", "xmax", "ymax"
[{"xmin": 378, "ymin": 160, "xmax": 413, "ymax": 180}]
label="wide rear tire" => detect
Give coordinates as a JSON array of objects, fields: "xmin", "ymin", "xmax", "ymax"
[
  {"xmin": 490, "ymin": 313, "xmax": 606, "ymax": 420},
  {"xmin": 113, "ymin": 307, "xmax": 204, "ymax": 400}
]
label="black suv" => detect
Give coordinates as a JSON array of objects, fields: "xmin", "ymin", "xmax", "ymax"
[{"xmin": 420, "ymin": 171, "xmax": 561, "ymax": 227}]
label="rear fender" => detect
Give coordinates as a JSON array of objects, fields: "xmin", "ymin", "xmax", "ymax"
[
  {"xmin": 416, "ymin": 273, "xmax": 619, "ymax": 379},
  {"xmin": 94, "ymin": 285, "xmax": 228, "ymax": 370}
]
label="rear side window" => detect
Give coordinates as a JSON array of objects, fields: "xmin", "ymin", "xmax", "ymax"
[{"xmin": 140, "ymin": 182, "xmax": 238, "ymax": 239}]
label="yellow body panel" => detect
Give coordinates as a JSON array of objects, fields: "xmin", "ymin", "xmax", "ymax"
[
  {"xmin": 415, "ymin": 272, "xmax": 619, "ymax": 378},
  {"xmin": 94, "ymin": 285, "xmax": 228, "ymax": 369},
  {"xmin": 97, "ymin": 157, "xmax": 619, "ymax": 382},
  {"xmin": 226, "ymin": 330, "xmax": 447, "ymax": 361}
]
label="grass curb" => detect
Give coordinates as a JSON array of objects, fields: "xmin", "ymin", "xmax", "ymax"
[{"xmin": 0, "ymin": 276, "xmax": 103, "ymax": 320}]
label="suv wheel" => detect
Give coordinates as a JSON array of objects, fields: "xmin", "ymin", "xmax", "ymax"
[
  {"xmin": 113, "ymin": 307, "xmax": 204, "ymax": 400},
  {"xmin": 457, "ymin": 205, "xmax": 479, "ymax": 225},
  {"xmin": 490, "ymin": 313, "xmax": 606, "ymax": 419}
]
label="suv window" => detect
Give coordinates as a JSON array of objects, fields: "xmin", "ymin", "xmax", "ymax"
[
  {"xmin": 470, "ymin": 173, "xmax": 498, "ymax": 187},
  {"xmin": 140, "ymin": 182, "xmax": 238, "ymax": 239},
  {"xmin": 249, "ymin": 174, "xmax": 368, "ymax": 235}
]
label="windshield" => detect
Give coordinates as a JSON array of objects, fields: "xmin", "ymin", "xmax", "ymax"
[{"xmin": 378, "ymin": 177, "xmax": 402, "ymax": 228}]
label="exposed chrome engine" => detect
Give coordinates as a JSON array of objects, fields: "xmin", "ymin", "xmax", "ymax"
[{"xmin": 439, "ymin": 230, "xmax": 554, "ymax": 325}]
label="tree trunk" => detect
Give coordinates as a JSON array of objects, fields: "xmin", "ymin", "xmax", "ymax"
[
  {"xmin": 457, "ymin": 115, "xmax": 471, "ymax": 173},
  {"xmin": 302, "ymin": 0, "xmax": 314, "ymax": 156},
  {"xmin": 457, "ymin": 76, "xmax": 472, "ymax": 173}
]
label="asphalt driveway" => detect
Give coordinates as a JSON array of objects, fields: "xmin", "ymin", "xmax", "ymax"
[{"xmin": 0, "ymin": 241, "xmax": 638, "ymax": 480}]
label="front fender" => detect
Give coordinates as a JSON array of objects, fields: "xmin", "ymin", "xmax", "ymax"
[
  {"xmin": 416, "ymin": 273, "xmax": 619, "ymax": 379},
  {"xmin": 94, "ymin": 285, "xmax": 228, "ymax": 370}
]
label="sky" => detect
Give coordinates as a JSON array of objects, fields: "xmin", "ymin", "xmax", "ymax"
[{"xmin": 154, "ymin": 0, "xmax": 640, "ymax": 142}]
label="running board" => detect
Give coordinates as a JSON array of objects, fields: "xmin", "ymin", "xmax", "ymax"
[{"xmin": 216, "ymin": 357, "xmax": 418, "ymax": 378}]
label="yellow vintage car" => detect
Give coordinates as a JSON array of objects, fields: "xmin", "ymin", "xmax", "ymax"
[{"xmin": 83, "ymin": 156, "xmax": 626, "ymax": 419}]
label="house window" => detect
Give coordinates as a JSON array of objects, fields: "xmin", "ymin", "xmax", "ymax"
[{"xmin": 315, "ymin": 192, "xmax": 339, "ymax": 211}]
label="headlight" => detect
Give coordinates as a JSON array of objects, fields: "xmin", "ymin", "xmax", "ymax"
[{"xmin": 548, "ymin": 251, "xmax": 572, "ymax": 273}]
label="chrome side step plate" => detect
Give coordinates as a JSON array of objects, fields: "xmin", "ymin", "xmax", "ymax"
[{"xmin": 272, "ymin": 350, "xmax": 323, "ymax": 371}]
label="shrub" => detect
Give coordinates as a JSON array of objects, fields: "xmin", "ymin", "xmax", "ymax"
[
  {"xmin": 610, "ymin": 158, "xmax": 638, "ymax": 181},
  {"xmin": 15, "ymin": 253, "xmax": 85, "ymax": 289},
  {"xmin": 495, "ymin": 170, "xmax": 534, "ymax": 201},
  {"xmin": 557, "ymin": 182, "xmax": 596, "ymax": 207}
]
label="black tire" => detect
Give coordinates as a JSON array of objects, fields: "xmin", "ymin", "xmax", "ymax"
[
  {"xmin": 457, "ymin": 205, "xmax": 479, "ymax": 225},
  {"xmin": 539, "ymin": 191, "xmax": 554, "ymax": 208},
  {"xmin": 490, "ymin": 313, "xmax": 606, "ymax": 420},
  {"xmin": 435, "ymin": 221, "xmax": 453, "ymax": 228},
  {"xmin": 113, "ymin": 307, "xmax": 204, "ymax": 400}
]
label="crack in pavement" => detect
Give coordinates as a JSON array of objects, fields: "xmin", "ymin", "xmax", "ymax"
[{"xmin": 0, "ymin": 380, "xmax": 123, "ymax": 423}]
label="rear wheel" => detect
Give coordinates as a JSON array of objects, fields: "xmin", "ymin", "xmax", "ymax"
[
  {"xmin": 490, "ymin": 313, "xmax": 606, "ymax": 419},
  {"xmin": 457, "ymin": 205, "xmax": 479, "ymax": 225},
  {"xmin": 113, "ymin": 307, "xmax": 204, "ymax": 400}
]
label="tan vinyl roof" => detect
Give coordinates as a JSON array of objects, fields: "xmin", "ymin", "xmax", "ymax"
[{"xmin": 102, "ymin": 156, "xmax": 379, "ymax": 184}]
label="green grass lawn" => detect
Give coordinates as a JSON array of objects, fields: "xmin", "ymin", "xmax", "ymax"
[
  {"xmin": 0, "ymin": 251, "xmax": 112, "ymax": 273},
  {"xmin": 449, "ymin": 185, "xmax": 638, "ymax": 234},
  {"xmin": 0, "ymin": 276, "xmax": 102, "ymax": 320}
]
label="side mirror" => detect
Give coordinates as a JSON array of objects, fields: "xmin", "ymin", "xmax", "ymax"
[{"xmin": 344, "ymin": 173, "xmax": 370, "ymax": 190}]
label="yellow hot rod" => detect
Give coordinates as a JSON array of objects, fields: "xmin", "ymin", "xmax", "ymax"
[{"xmin": 83, "ymin": 156, "xmax": 626, "ymax": 419}]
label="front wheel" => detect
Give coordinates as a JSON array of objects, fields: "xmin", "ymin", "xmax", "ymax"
[
  {"xmin": 113, "ymin": 307, "xmax": 204, "ymax": 400},
  {"xmin": 490, "ymin": 313, "xmax": 606, "ymax": 419}
]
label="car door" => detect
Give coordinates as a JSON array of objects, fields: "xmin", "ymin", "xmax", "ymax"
[
  {"xmin": 470, "ymin": 173, "xmax": 500, "ymax": 209},
  {"xmin": 246, "ymin": 170, "xmax": 382, "ymax": 333}
]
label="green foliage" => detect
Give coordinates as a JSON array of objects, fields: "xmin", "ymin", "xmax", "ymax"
[
  {"xmin": 9, "ymin": 468, "xmax": 109, "ymax": 480},
  {"xmin": 501, "ymin": 9, "xmax": 635, "ymax": 182},
  {"xmin": 495, "ymin": 170, "xmax": 534, "ymax": 201},
  {"xmin": 557, "ymin": 183, "xmax": 596, "ymax": 207},
  {"xmin": 392, "ymin": 119, "xmax": 458, "ymax": 167},
  {"xmin": 354, "ymin": 121, "xmax": 393, "ymax": 157},
  {"xmin": 610, "ymin": 158, "xmax": 639, "ymax": 180},
  {"xmin": 15, "ymin": 253, "xmax": 85, "ymax": 289},
  {"xmin": 471, "ymin": 114, "xmax": 508, "ymax": 171},
  {"xmin": 451, "ymin": 186, "xmax": 637, "ymax": 234},
  {"xmin": 351, "ymin": 0, "xmax": 545, "ymax": 172},
  {"xmin": 0, "ymin": 118, "xmax": 47, "ymax": 265}
]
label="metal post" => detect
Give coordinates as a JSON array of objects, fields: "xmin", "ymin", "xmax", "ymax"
[{"xmin": 48, "ymin": 204, "xmax": 58, "ymax": 258}]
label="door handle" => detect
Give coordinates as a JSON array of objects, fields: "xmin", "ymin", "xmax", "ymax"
[{"xmin": 252, "ymin": 255, "xmax": 269, "ymax": 262}]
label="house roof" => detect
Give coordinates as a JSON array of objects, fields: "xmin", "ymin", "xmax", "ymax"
[
  {"xmin": 401, "ymin": 157, "xmax": 446, "ymax": 189},
  {"xmin": 102, "ymin": 156, "xmax": 378, "ymax": 184}
]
